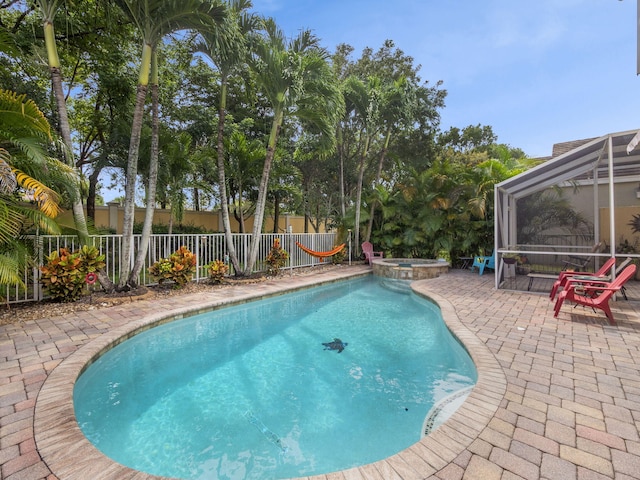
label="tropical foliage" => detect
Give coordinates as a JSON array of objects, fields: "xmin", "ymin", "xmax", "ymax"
[
  {"xmin": 148, "ymin": 245, "xmax": 197, "ymax": 287},
  {"xmin": 40, "ymin": 245, "xmax": 106, "ymax": 302},
  {"xmin": 207, "ymin": 259, "xmax": 229, "ymax": 283},
  {"xmin": 243, "ymin": 17, "xmax": 343, "ymax": 274},
  {"xmin": 113, "ymin": 0, "xmax": 227, "ymax": 290},
  {"xmin": 0, "ymin": 0, "xmax": 559, "ymax": 292},
  {"xmin": 265, "ymin": 238, "xmax": 288, "ymax": 275},
  {"xmin": 194, "ymin": 0, "xmax": 261, "ymax": 274},
  {"xmin": 35, "ymin": 0, "xmax": 91, "ymax": 242},
  {"xmin": 0, "ymin": 88, "xmax": 67, "ymax": 291}
]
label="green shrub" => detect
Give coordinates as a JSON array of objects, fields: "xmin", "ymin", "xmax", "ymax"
[
  {"xmin": 78, "ymin": 245, "xmax": 106, "ymax": 274},
  {"xmin": 436, "ymin": 249, "xmax": 451, "ymax": 262},
  {"xmin": 207, "ymin": 259, "xmax": 229, "ymax": 284},
  {"xmin": 332, "ymin": 246, "xmax": 347, "ymax": 264},
  {"xmin": 149, "ymin": 246, "xmax": 197, "ymax": 287},
  {"xmin": 265, "ymin": 238, "xmax": 288, "ymax": 275},
  {"xmin": 133, "ymin": 222, "xmax": 214, "ymax": 234},
  {"xmin": 40, "ymin": 246, "xmax": 106, "ymax": 302}
]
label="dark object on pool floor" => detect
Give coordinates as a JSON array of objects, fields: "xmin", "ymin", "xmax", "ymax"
[{"xmin": 322, "ymin": 338, "xmax": 348, "ymax": 353}]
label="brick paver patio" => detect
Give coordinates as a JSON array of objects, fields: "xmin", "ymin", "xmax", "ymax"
[{"xmin": 1, "ymin": 267, "xmax": 640, "ymax": 479}]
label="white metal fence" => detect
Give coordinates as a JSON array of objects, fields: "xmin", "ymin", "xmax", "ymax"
[{"xmin": 3, "ymin": 232, "xmax": 340, "ymax": 304}]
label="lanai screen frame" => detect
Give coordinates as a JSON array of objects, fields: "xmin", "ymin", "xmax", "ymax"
[{"xmin": 493, "ymin": 129, "xmax": 640, "ymax": 289}]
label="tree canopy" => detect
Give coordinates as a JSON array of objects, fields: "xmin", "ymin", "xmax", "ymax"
[{"xmin": 0, "ymin": 0, "xmax": 544, "ymax": 282}]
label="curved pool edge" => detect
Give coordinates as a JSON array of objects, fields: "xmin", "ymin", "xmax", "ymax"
[{"xmin": 34, "ymin": 270, "xmax": 506, "ymax": 480}]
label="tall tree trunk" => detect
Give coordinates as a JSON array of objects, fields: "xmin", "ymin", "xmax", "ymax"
[
  {"xmin": 233, "ymin": 207, "xmax": 244, "ymax": 233},
  {"xmin": 353, "ymin": 135, "xmax": 370, "ymax": 256},
  {"xmin": 364, "ymin": 129, "xmax": 391, "ymax": 243},
  {"xmin": 130, "ymin": 50, "xmax": 159, "ymax": 287},
  {"xmin": 239, "ymin": 203, "xmax": 246, "ymax": 233},
  {"xmin": 236, "ymin": 181, "xmax": 246, "ymax": 234},
  {"xmin": 216, "ymin": 74, "xmax": 241, "ymax": 274},
  {"xmin": 322, "ymin": 195, "xmax": 333, "ymax": 234},
  {"xmin": 43, "ymin": 16, "xmax": 89, "ymax": 244},
  {"xmin": 313, "ymin": 203, "xmax": 320, "ymax": 232},
  {"xmin": 272, "ymin": 191, "xmax": 280, "ymax": 233},
  {"xmin": 119, "ymin": 42, "xmax": 152, "ymax": 290},
  {"xmin": 87, "ymin": 165, "xmax": 102, "ymax": 222},
  {"xmin": 193, "ymin": 187, "xmax": 200, "ymax": 211},
  {"xmin": 337, "ymin": 125, "xmax": 346, "ymax": 218},
  {"xmin": 303, "ymin": 182, "xmax": 309, "ymax": 233},
  {"xmin": 244, "ymin": 109, "xmax": 283, "ymax": 275}
]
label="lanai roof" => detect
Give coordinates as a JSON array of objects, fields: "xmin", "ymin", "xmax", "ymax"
[{"xmin": 496, "ymin": 129, "xmax": 640, "ymax": 199}]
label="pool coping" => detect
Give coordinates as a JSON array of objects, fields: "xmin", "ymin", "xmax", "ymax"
[{"xmin": 33, "ymin": 271, "xmax": 506, "ymax": 480}]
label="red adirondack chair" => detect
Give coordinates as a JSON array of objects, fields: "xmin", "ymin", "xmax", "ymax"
[
  {"xmin": 549, "ymin": 257, "xmax": 617, "ymax": 301},
  {"xmin": 553, "ymin": 264, "xmax": 636, "ymax": 324},
  {"xmin": 361, "ymin": 242, "xmax": 383, "ymax": 265}
]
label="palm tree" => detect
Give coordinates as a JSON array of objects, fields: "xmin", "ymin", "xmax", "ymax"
[
  {"xmin": 341, "ymin": 75, "xmax": 381, "ymax": 254},
  {"xmin": 32, "ymin": 0, "xmax": 89, "ymax": 242},
  {"xmin": 245, "ymin": 18, "xmax": 343, "ymax": 274},
  {"xmin": 267, "ymin": 150, "xmax": 302, "ymax": 233},
  {"xmin": 194, "ymin": 0, "xmax": 261, "ymax": 274},
  {"xmin": 224, "ymin": 130, "xmax": 264, "ymax": 234},
  {"xmin": 129, "ymin": 47, "xmax": 160, "ymax": 281},
  {"xmin": 364, "ymin": 76, "xmax": 417, "ymax": 243},
  {"xmin": 157, "ymin": 130, "xmax": 194, "ymax": 234},
  {"xmin": 0, "ymin": 89, "xmax": 67, "ymax": 290},
  {"xmin": 112, "ymin": 0, "xmax": 226, "ymax": 290}
]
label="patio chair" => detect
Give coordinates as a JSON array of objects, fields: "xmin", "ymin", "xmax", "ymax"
[
  {"xmin": 549, "ymin": 256, "xmax": 617, "ymax": 301},
  {"xmin": 361, "ymin": 241, "xmax": 383, "ymax": 265},
  {"xmin": 470, "ymin": 251, "xmax": 495, "ymax": 275},
  {"xmin": 561, "ymin": 242, "xmax": 603, "ymax": 271},
  {"xmin": 558, "ymin": 257, "xmax": 633, "ymax": 302},
  {"xmin": 553, "ymin": 263, "xmax": 636, "ymax": 324}
]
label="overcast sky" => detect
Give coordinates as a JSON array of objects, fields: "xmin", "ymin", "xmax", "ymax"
[{"xmin": 252, "ymin": 0, "xmax": 639, "ymax": 158}]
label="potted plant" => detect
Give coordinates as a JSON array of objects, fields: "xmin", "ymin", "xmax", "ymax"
[
  {"xmin": 502, "ymin": 254, "xmax": 518, "ymax": 265},
  {"xmin": 504, "ymin": 254, "xmax": 530, "ymax": 275},
  {"xmin": 616, "ymin": 236, "xmax": 640, "ymax": 279},
  {"xmin": 436, "ymin": 249, "xmax": 451, "ymax": 263}
]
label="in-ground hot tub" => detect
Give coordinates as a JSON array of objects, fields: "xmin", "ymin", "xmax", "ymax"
[{"xmin": 371, "ymin": 258, "xmax": 449, "ymax": 280}]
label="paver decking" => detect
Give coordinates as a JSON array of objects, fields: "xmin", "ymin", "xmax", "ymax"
[{"xmin": 2, "ymin": 267, "xmax": 640, "ymax": 480}]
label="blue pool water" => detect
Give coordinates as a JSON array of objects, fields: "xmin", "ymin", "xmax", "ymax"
[{"xmin": 74, "ymin": 277, "xmax": 477, "ymax": 480}]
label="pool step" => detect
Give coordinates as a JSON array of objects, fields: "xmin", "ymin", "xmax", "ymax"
[{"xmin": 421, "ymin": 386, "xmax": 474, "ymax": 437}]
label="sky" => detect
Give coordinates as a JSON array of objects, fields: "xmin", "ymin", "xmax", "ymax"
[{"xmin": 251, "ymin": 0, "xmax": 639, "ymax": 158}]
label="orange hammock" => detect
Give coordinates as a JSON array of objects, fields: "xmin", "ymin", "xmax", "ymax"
[{"xmin": 296, "ymin": 242, "xmax": 345, "ymax": 259}]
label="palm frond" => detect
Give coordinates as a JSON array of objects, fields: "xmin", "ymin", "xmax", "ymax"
[
  {"xmin": 0, "ymin": 90, "xmax": 52, "ymax": 139},
  {"xmin": 0, "ymin": 254, "xmax": 26, "ymax": 289},
  {"xmin": 114, "ymin": 0, "xmax": 227, "ymax": 46},
  {"xmin": 0, "ymin": 238, "xmax": 33, "ymax": 289},
  {"xmin": 0, "ymin": 199, "xmax": 23, "ymax": 243},
  {"xmin": 0, "ymin": 155, "xmax": 17, "ymax": 194},
  {"xmin": 0, "ymin": 29, "xmax": 19, "ymax": 57},
  {"xmin": 13, "ymin": 169, "xmax": 61, "ymax": 218},
  {"xmin": 2, "ymin": 135, "xmax": 51, "ymax": 168},
  {"xmin": 7, "ymin": 200, "xmax": 61, "ymax": 235}
]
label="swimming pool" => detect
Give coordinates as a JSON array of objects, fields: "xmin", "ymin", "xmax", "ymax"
[{"xmin": 73, "ymin": 277, "xmax": 477, "ymax": 479}]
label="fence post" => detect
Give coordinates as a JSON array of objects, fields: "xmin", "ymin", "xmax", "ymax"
[
  {"xmin": 195, "ymin": 236, "xmax": 200, "ymax": 283},
  {"xmin": 36, "ymin": 233, "xmax": 43, "ymax": 301}
]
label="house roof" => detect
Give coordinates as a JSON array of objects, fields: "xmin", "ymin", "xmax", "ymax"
[
  {"xmin": 496, "ymin": 129, "xmax": 640, "ymax": 200},
  {"xmin": 551, "ymin": 137, "xmax": 598, "ymax": 157}
]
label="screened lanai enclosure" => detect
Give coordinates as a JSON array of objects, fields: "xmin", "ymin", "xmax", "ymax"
[{"xmin": 494, "ymin": 129, "xmax": 640, "ymax": 293}]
